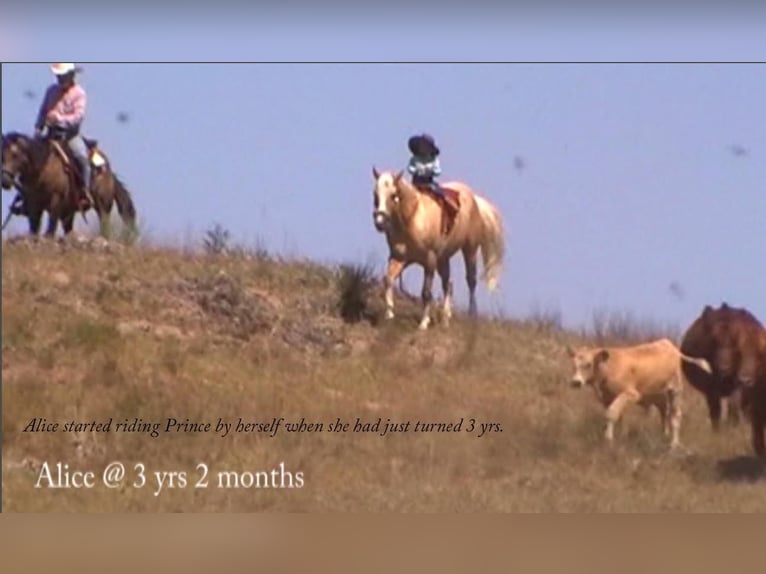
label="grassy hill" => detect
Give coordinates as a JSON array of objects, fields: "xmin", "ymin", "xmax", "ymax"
[{"xmin": 2, "ymin": 236, "xmax": 764, "ymax": 512}]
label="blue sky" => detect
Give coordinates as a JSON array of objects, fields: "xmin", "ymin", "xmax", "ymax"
[{"xmin": 2, "ymin": 9, "xmax": 765, "ymax": 330}]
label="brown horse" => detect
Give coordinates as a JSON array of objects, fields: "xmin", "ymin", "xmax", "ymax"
[
  {"xmin": 1, "ymin": 131, "xmax": 137, "ymax": 238},
  {"xmin": 372, "ymin": 167, "xmax": 506, "ymax": 330}
]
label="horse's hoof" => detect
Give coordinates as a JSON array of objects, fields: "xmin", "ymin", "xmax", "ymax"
[
  {"xmin": 418, "ymin": 319, "xmax": 430, "ymax": 331},
  {"xmin": 384, "ymin": 310, "xmax": 395, "ymax": 320}
]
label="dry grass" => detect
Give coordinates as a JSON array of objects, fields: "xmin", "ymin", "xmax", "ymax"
[{"xmin": 2, "ymin": 237, "xmax": 764, "ymax": 512}]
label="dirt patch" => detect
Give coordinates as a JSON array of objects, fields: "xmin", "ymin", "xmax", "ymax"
[
  {"xmin": 181, "ymin": 271, "xmax": 279, "ymax": 340},
  {"xmin": 116, "ymin": 320, "xmax": 187, "ymax": 340}
]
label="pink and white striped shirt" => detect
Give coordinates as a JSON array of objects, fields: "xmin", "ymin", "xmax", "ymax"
[{"xmin": 35, "ymin": 83, "xmax": 87, "ymax": 132}]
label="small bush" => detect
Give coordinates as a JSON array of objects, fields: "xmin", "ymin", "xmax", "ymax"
[
  {"xmin": 526, "ymin": 305, "xmax": 563, "ymax": 332},
  {"xmin": 191, "ymin": 272, "xmax": 276, "ymax": 339},
  {"xmin": 203, "ymin": 223, "xmax": 231, "ymax": 255},
  {"xmin": 336, "ymin": 262, "xmax": 378, "ymax": 324}
]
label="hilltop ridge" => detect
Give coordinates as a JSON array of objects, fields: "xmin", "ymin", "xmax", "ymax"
[{"xmin": 2, "ymin": 238, "xmax": 763, "ymax": 511}]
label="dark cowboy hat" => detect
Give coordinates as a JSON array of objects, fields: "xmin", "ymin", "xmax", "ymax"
[{"xmin": 408, "ymin": 133, "xmax": 440, "ymax": 157}]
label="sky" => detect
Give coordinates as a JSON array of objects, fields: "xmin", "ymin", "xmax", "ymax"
[{"xmin": 1, "ymin": 8, "xmax": 765, "ymax": 331}]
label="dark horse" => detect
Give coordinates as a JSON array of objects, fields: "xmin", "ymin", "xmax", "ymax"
[{"xmin": 2, "ymin": 131, "xmax": 137, "ymax": 238}]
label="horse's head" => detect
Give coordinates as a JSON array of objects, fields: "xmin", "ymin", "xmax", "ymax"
[
  {"xmin": 371, "ymin": 166, "xmax": 405, "ymax": 232},
  {"xmin": 1, "ymin": 132, "xmax": 34, "ymax": 190}
]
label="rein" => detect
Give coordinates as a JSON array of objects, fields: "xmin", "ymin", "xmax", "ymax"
[{"xmin": 2, "ymin": 201, "xmax": 15, "ymax": 231}]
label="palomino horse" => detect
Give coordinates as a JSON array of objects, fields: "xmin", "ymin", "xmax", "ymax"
[
  {"xmin": 1, "ymin": 131, "xmax": 137, "ymax": 238},
  {"xmin": 372, "ymin": 167, "xmax": 506, "ymax": 330}
]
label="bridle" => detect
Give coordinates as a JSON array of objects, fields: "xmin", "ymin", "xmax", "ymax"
[
  {"xmin": 1, "ymin": 166, "xmax": 19, "ymax": 189},
  {"xmin": 2, "ymin": 137, "xmax": 38, "ymax": 188}
]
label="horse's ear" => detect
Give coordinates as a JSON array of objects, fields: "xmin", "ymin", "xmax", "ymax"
[
  {"xmin": 372, "ymin": 166, "xmax": 380, "ymax": 180},
  {"xmin": 394, "ymin": 170, "xmax": 404, "ymax": 184}
]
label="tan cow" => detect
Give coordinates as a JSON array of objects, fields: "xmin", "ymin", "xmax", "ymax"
[{"xmin": 566, "ymin": 338, "xmax": 712, "ymax": 449}]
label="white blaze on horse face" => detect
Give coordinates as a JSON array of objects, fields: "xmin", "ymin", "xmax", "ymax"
[{"xmin": 373, "ymin": 172, "xmax": 397, "ymax": 229}]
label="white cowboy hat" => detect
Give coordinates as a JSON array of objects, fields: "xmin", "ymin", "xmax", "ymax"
[{"xmin": 50, "ymin": 63, "xmax": 77, "ymax": 75}]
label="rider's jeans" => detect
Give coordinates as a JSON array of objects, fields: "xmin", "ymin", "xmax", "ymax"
[{"xmin": 67, "ymin": 134, "xmax": 91, "ymax": 191}]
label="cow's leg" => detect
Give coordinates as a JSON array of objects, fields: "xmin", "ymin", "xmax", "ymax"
[
  {"xmin": 437, "ymin": 258, "xmax": 453, "ymax": 327},
  {"xmin": 751, "ymin": 417, "xmax": 765, "ymax": 458},
  {"xmin": 383, "ymin": 257, "xmax": 406, "ymax": 320},
  {"xmin": 418, "ymin": 258, "xmax": 436, "ymax": 331},
  {"xmin": 751, "ymin": 400, "xmax": 765, "ymax": 458},
  {"xmin": 705, "ymin": 393, "xmax": 723, "ymax": 431},
  {"xmin": 726, "ymin": 390, "xmax": 742, "ymax": 426},
  {"xmin": 729, "ymin": 367, "xmax": 755, "ymax": 426},
  {"xmin": 653, "ymin": 397, "xmax": 669, "ymax": 437},
  {"xmin": 667, "ymin": 387, "xmax": 683, "ymax": 450},
  {"xmin": 604, "ymin": 391, "xmax": 638, "ymax": 443}
]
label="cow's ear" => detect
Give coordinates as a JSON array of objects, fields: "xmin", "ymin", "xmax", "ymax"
[{"xmin": 595, "ymin": 349, "xmax": 609, "ymax": 364}]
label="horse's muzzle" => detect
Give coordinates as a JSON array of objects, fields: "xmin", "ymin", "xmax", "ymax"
[
  {"xmin": 373, "ymin": 211, "xmax": 388, "ymax": 232},
  {"xmin": 1, "ymin": 170, "xmax": 14, "ymax": 190}
]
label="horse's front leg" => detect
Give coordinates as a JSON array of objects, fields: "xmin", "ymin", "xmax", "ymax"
[
  {"xmin": 27, "ymin": 207, "xmax": 44, "ymax": 238},
  {"xmin": 437, "ymin": 258, "xmax": 453, "ymax": 327},
  {"xmin": 418, "ymin": 256, "xmax": 437, "ymax": 331},
  {"xmin": 44, "ymin": 215, "xmax": 59, "ymax": 238},
  {"xmin": 61, "ymin": 211, "xmax": 76, "ymax": 236},
  {"xmin": 45, "ymin": 195, "xmax": 64, "ymax": 238},
  {"xmin": 383, "ymin": 257, "xmax": 406, "ymax": 320}
]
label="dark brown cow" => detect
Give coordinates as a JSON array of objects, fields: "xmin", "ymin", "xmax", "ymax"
[
  {"xmin": 680, "ymin": 303, "xmax": 766, "ymax": 457},
  {"xmin": 749, "ymin": 354, "xmax": 766, "ymax": 457}
]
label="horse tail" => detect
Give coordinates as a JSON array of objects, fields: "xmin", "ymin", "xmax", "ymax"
[
  {"xmin": 474, "ymin": 194, "xmax": 506, "ymax": 292},
  {"xmin": 112, "ymin": 173, "xmax": 137, "ymax": 229}
]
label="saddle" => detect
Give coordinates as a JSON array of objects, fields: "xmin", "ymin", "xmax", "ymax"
[
  {"xmin": 49, "ymin": 137, "xmax": 106, "ymax": 175},
  {"xmin": 48, "ymin": 136, "xmax": 108, "ymax": 210},
  {"xmin": 414, "ymin": 183, "xmax": 461, "ymax": 236}
]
